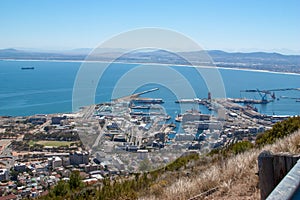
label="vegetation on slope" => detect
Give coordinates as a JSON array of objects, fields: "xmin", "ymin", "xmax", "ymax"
[
  {"xmin": 209, "ymin": 140, "xmax": 254, "ymax": 158},
  {"xmin": 41, "ymin": 171, "xmax": 84, "ymax": 200},
  {"xmin": 211, "ymin": 116, "xmax": 300, "ymax": 158},
  {"xmin": 256, "ymin": 116, "xmax": 300, "ymax": 145},
  {"xmin": 39, "ymin": 153, "xmax": 199, "ymax": 200},
  {"xmin": 148, "ymin": 117, "xmax": 300, "ymax": 199}
]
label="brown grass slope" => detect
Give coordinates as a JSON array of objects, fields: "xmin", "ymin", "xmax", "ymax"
[{"xmin": 140, "ymin": 130, "xmax": 300, "ymax": 200}]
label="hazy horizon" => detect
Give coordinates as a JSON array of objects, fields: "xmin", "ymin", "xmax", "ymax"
[
  {"xmin": 1, "ymin": 47, "xmax": 300, "ymax": 56},
  {"xmin": 1, "ymin": 0, "xmax": 300, "ymax": 55}
]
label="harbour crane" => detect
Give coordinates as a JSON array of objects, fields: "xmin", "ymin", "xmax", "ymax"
[{"xmin": 240, "ymin": 88, "xmax": 300, "ymax": 104}]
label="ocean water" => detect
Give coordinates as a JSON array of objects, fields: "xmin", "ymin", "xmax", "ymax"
[{"xmin": 0, "ymin": 60, "xmax": 299, "ymax": 117}]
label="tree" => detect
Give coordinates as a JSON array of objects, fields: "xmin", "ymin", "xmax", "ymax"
[
  {"xmin": 52, "ymin": 180, "xmax": 69, "ymax": 197},
  {"xmin": 69, "ymin": 171, "xmax": 83, "ymax": 190},
  {"xmin": 231, "ymin": 141, "xmax": 253, "ymax": 155}
]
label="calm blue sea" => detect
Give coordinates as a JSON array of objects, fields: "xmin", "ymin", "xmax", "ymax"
[{"xmin": 0, "ymin": 60, "xmax": 299, "ymax": 117}]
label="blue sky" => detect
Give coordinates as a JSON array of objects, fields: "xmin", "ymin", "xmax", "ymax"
[{"xmin": 0, "ymin": 0, "xmax": 299, "ymax": 54}]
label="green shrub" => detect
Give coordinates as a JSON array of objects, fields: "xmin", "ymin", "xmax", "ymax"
[
  {"xmin": 256, "ymin": 116, "xmax": 300, "ymax": 146},
  {"xmin": 164, "ymin": 152, "xmax": 199, "ymax": 171},
  {"xmin": 231, "ymin": 141, "xmax": 253, "ymax": 155},
  {"xmin": 52, "ymin": 180, "xmax": 69, "ymax": 197},
  {"xmin": 69, "ymin": 171, "xmax": 83, "ymax": 190}
]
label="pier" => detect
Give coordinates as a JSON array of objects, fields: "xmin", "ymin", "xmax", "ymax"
[
  {"xmin": 112, "ymin": 88, "xmax": 159, "ymax": 102},
  {"xmin": 229, "ymin": 98, "xmax": 271, "ymax": 104}
]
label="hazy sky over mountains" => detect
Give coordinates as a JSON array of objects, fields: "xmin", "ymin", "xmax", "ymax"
[{"xmin": 0, "ymin": 0, "xmax": 299, "ymax": 54}]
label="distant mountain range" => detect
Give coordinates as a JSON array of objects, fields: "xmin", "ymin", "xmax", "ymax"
[
  {"xmin": 0, "ymin": 48, "xmax": 87, "ymax": 60},
  {"xmin": 0, "ymin": 48, "xmax": 299, "ymax": 73}
]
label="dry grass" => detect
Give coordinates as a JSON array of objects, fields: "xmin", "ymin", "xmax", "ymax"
[
  {"xmin": 140, "ymin": 130, "xmax": 300, "ymax": 200},
  {"xmin": 30, "ymin": 140, "xmax": 74, "ymax": 147}
]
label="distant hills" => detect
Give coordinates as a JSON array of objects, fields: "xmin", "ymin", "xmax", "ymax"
[
  {"xmin": 0, "ymin": 48, "xmax": 86, "ymax": 60},
  {"xmin": 206, "ymin": 50, "xmax": 300, "ymax": 73},
  {"xmin": 0, "ymin": 48, "xmax": 299, "ymax": 73}
]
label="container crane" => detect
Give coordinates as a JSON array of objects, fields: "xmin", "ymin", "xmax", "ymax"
[{"xmin": 240, "ymin": 88, "xmax": 300, "ymax": 104}]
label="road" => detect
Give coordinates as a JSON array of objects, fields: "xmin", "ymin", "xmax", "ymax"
[
  {"xmin": 82, "ymin": 105, "xmax": 96, "ymax": 119},
  {"xmin": 0, "ymin": 146, "xmax": 15, "ymax": 169},
  {"xmin": 92, "ymin": 122, "xmax": 105, "ymax": 148}
]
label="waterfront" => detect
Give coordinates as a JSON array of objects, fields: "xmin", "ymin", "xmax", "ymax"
[
  {"xmin": 0, "ymin": 59, "xmax": 299, "ymax": 198},
  {"xmin": 0, "ymin": 60, "xmax": 300, "ymax": 117}
]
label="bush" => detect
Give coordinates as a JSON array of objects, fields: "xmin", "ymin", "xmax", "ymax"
[
  {"xmin": 69, "ymin": 171, "xmax": 83, "ymax": 190},
  {"xmin": 256, "ymin": 116, "xmax": 300, "ymax": 146},
  {"xmin": 52, "ymin": 180, "xmax": 69, "ymax": 197},
  {"xmin": 164, "ymin": 152, "xmax": 199, "ymax": 171},
  {"xmin": 231, "ymin": 141, "xmax": 253, "ymax": 155}
]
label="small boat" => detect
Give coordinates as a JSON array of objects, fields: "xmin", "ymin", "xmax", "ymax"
[
  {"xmin": 130, "ymin": 111, "xmax": 144, "ymax": 115},
  {"xmin": 175, "ymin": 114, "xmax": 182, "ymax": 122},
  {"xmin": 208, "ymin": 106, "xmax": 214, "ymax": 111},
  {"xmin": 131, "ymin": 105, "xmax": 150, "ymax": 109},
  {"xmin": 165, "ymin": 115, "xmax": 171, "ymax": 120},
  {"xmin": 21, "ymin": 67, "xmax": 34, "ymax": 70},
  {"xmin": 168, "ymin": 123, "xmax": 176, "ymax": 128}
]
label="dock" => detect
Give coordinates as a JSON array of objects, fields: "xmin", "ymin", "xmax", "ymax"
[
  {"xmin": 112, "ymin": 88, "xmax": 159, "ymax": 102},
  {"xmin": 131, "ymin": 87, "xmax": 159, "ymax": 97},
  {"xmin": 175, "ymin": 98, "xmax": 202, "ymax": 104},
  {"xmin": 229, "ymin": 98, "xmax": 272, "ymax": 104},
  {"xmin": 131, "ymin": 98, "xmax": 164, "ymax": 104}
]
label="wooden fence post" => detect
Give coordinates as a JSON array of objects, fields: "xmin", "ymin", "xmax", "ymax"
[
  {"xmin": 273, "ymin": 153, "xmax": 287, "ymax": 187},
  {"xmin": 258, "ymin": 152, "xmax": 300, "ymax": 200},
  {"xmin": 258, "ymin": 150, "xmax": 275, "ymax": 200},
  {"xmin": 285, "ymin": 154, "xmax": 295, "ymax": 172}
]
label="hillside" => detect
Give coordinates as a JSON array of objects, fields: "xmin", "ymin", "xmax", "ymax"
[
  {"xmin": 39, "ymin": 117, "xmax": 300, "ymax": 200},
  {"xmin": 139, "ymin": 117, "xmax": 300, "ymax": 200},
  {"xmin": 142, "ymin": 131, "xmax": 300, "ymax": 200}
]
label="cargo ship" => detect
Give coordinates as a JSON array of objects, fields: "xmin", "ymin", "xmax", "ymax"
[
  {"xmin": 130, "ymin": 105, "xmax": 151, "ymax": 109},
  {"xmin": 131, "ymin": 98, "xmax": 164, "ymax": 104},
  {"xmin": 21, "ymin": 67, "xmax": 34, "ymax": 70},
  {"xmin": 175, "ymin": 98, "xmax": 202, "ymax": 104}
]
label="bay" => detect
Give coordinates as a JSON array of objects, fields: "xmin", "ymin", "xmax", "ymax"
[{"xmin": 0, "ymin": 60, "xmax": 299, "ymax": 117}]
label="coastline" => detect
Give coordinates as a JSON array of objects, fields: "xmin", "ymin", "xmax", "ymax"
[{"xmin": 1, "ymin": 58, "xmax": 300, "ymax": 76}]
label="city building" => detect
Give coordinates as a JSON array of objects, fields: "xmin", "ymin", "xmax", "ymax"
[
  {"xmin": 28, "ymin": 117, "xmax": 46, "ymax": 125},
  {"xmin": 48, "ymin": 156, "xmax": 63, "ymax": 169},
  {"xmin": 182, "ymin": 113, "xmax": 210, "ymax": 123},
  {"xmin": 51, "ymin": 116, "xmax": 67, "ymax": 125},
  {"xmin": 175, "ymin": 133, "xmax": 195, "ymax": 141},
  {"xmin": 0, "ymin": 169, "xmax": 9, "ymax": 181},
  {"xmin": 70, "ymin": 151, "xmax": 89, "ymax": 166},
  {"xmin": 14, "ymin": 163, "xmax": 26, "ymax": 172}
]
